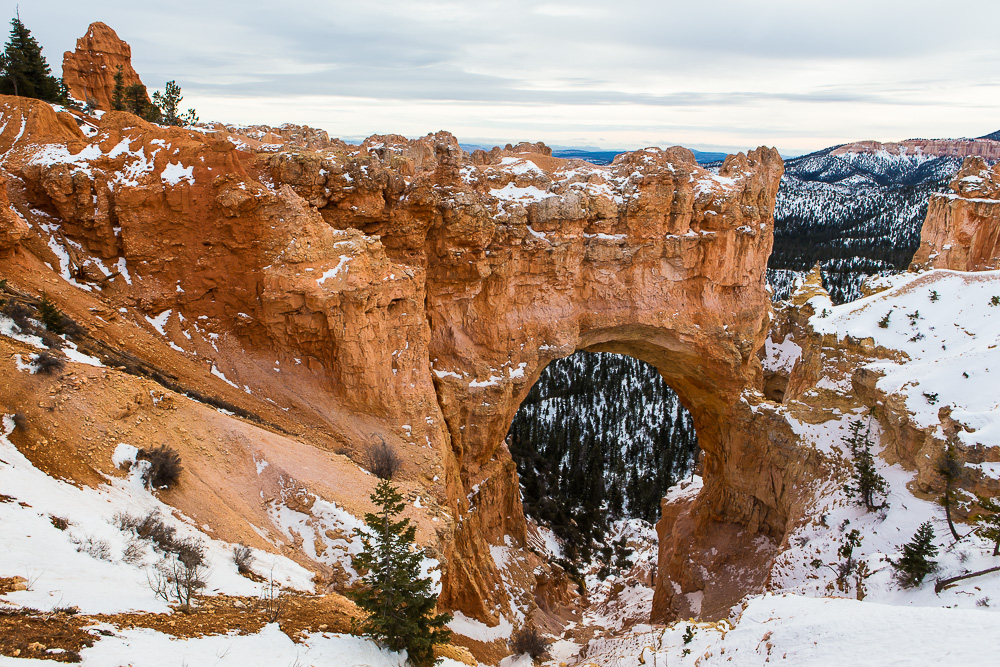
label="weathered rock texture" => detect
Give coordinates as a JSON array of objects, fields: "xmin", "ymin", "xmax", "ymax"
[
  {"xmin": 832, "ymin": 138, "xmax": 1000, "ymax": 161},
  {"xmin": 0, "ymin": 90, "xmax": 795, "ymax": 630},
  {"xmin": 911, "ymin": 157, "xmax": 1000, "ymax": 271},
  {"xmin": 61, "ymin": 22, "xmax": 149, "ymax": 110}
]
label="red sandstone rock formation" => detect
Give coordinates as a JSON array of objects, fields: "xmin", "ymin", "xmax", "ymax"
[
  {"xmin": 910, "ymin": 157, "xmax": 1000, "ymax": 271},
  {"xmin": 61, "ymin": 22, "xmax": 149, "ymax": 110},
  {"xmin": 832, "ymin": 138, "xmax": 1000, "ymax": 161},
  {"xmin": 0, "ymin": 92, "xmax": 792, "ymax": 630}
]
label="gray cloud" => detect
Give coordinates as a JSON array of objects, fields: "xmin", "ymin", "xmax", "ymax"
[{"xmin": 12, "ymin": 0, "xmax": 1000, "ymax": 152}]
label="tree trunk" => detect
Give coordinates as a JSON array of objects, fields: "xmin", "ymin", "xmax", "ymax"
[
  {"xmin": 934, "ymin": 564, "xmax": 1000, "ymax": 593},
  {"xmin": 944, "ymin": 483, "xmax": 961, "ymax": 541}
]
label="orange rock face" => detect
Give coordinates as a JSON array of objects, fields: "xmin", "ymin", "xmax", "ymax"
[
  {"xmin": 0, "ymin": 93, "xmax": 792, "ymax": 627},
  {"xmin": 61, "ymin": 22, "xmax": 149, "ymax": 110},
  {"xmin": 910, "ymin": 157, "xmax": 1000, "ymax": 271}
]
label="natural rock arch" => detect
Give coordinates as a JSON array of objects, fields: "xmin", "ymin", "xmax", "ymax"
[{"xmin": 0, "ymin": 97, "xmax": 795, "ymax": 625}]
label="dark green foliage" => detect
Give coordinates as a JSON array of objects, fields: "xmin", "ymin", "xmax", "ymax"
[
  {"xmin": 974, "ymin": 495, "xmax": 1000, "ymax": 557},
  {"xmin": 682, "ymin": 625, "xmax": 694, "ymax": 644},
  {"xmin": 111, "ymin": 66, "xmax": 160, "ymax": 121},
  {"xmin": 37, "ymin": 292, "xmax": 65, "ymax": 334},
  {"xmin": 878, "ymin": 312, "xmax": 891, "ymax": 328},
  {"xmin": 350, "ymin": 480, "xmax": 451, "ymax": 667},
  {"xmin": 930, "ymin": 290, "xmax": 939, "ymax": 302},
  {"xmin": 111, "ymin": 67, "xmax": 125, "ymax": 111},
  {"xmin": 138, "ymin": 444, "xmax": 183, "ymax": 489},
  {"xmin": 0, "ymin": 16, "xmax": 66, "ymax": 103},
  {"xmin": 151, "ymin": 80, "xmax": 198, "ymax": 126},
  {"xmin": 507, "ymin": 352, "xmax": 698, "ymax": 566},
  {"xmin": 892, "ymin": 521, "xmax": 938, "ymax": 588},
  {"xmin": 991, "ymin": 296, "xmax": 1000, "ymax": 307},
  {"xmin": 841, "ymin": 419, "xmax": 888, "ymax": 511}
]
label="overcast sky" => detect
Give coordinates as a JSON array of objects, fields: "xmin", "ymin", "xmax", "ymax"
[{"xmin": 13, "ymin": 0, "xmax": 1000, "ymax": 154}]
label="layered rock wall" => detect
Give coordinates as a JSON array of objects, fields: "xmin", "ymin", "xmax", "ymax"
[
  {"xmin": 0, "ymin": 94, "xmax": 791, "ymax": 627},
  {"xmin": 911, "ymin": 157, "xmax": 1000, "ymax": 271},
  {"xmin": 832, "ymin": 138, "xmax": 1000, "ymax": 161}
]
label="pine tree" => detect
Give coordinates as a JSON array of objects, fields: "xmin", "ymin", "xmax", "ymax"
[
  {"xmin": 37, "ymin": 291, "xmax": 65, "ymax": 335},
  {"xmin": 350, "ymin": 480, "xmax": 451, "ymax": 667},
  {"xmin": 892, "ymin": 521, "xmax": 938, "ymax": 588},
  {"xmin": 151, "ymin": 80, "xmax": 198, "ymax": 127},
  {"xmin": 111, "ymin": 67, "xmax": 126, "ymax": 111},
  {"xmin": 974, "ymin": 495, "xmax": 1000, "ymax": 557},
  {"xmin": 842, "ymin": 419, "xmax": 888, "ymax": 511},
  {"xmin": 0, "ymin": 15, "xmax": 65, "ymax": 103}
]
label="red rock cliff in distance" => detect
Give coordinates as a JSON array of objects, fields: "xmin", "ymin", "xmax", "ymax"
[
  {"xmin": 910, "ymin": 156, "xmax": 1000, "ymax": 271},
  {"xmin": 832, "ymin": 138, "xmax": 1000, "ymax": 161},
  {"xmin": 62, "ymin": 22, "xmax": 149, "ymax": 110}
]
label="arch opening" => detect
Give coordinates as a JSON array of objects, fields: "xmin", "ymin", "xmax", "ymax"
[{"xmin": 506, "ymin": 350, "xmax": 700, "ymax": 570}]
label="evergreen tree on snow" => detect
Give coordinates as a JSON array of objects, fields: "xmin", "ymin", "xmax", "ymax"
[
  {"xmin": 349, "ymin": 480, "xmax": 451, "ymax": 667},
  {"xmin": 892, "ymin": 521, "xmax": 938, "ymax": 588}
]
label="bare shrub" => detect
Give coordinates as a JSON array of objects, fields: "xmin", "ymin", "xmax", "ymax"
[
  {"xmin": 73, "ymin": 535, "xmax": 112, "ymax": 561},
  {"xmin": 171, "ymin": 537, "xmax": 206, "ymax": 569},
  {"xmin": 11, "ymin": 413, "xmax": 27, "ymax": 431},
  {"xmin": 258, "ymin": 572, "xmax": 283, "ymax": 622},
  {"xmin": 137, "ymin": 445, "xmax": 183, "ymax": 489},
  {"xmin": 33, "ymin": 351, "xmax": 65, "ymax": 375},
  {"xmin": 116, "ymin": 511, "xmax": 177, "ymax": 552},
  {"xmin": 113, "ymin": 511, "xmax": 141, "ymax": 532},
  {"xmin": 149, "ymin": 552, "xmax": 206, "ymax": 611},
  {"xmin": 49, "ymin": 516, "xmax": 69, "ymax": 531},
  {"xmin": 1, "ymin": 300, "xmax": 33, "ymax": 330},
  {"xmin": 122, "ymin": 538, "xmax": 146, "ymax": 565},
  {"xmin": 509, "ymin": 625, "xmax": 549, "ymax": 661},
  {"xmin": 39, "ymin": 329, "xmax": 64, "ymax": 350},
  {"xmin": 365, "ymin": 436, "xmax": 401, "ymax": 480},
  {"xmin": 233, "ymin": 544, "xmax": 255, "ymax": 574}
]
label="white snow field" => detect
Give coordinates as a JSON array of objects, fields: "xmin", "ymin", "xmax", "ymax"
[{"xmin": 0, "ymin": 624, "xmax": 468, "ymax": 667}]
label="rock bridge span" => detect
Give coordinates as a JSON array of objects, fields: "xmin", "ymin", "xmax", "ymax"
[{"xmin": 1, "ymin": 98, "xmax": 794, "ymax": 624}]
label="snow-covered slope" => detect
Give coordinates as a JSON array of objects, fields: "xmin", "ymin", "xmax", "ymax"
[{"xmin": 0, "ymin": 416, "xmax": 314, "ymax": 615}]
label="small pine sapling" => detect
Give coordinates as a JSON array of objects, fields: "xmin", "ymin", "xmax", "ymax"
[
  {"xmin": 349, "ymin": 480, "xmax": 451, "ymax": 667},
  {"xmin": 923, "ymin": 392, "xmax": 939, "ymax": 405},
  {"xmin": 36, "ymin": 291, "xmax": 65, "ymax": 334},
  {"xmin": 930, "ymin": 290, "xmax": 939, "ymax": 302},
  {"xmin": 892, "ymin": 521, "xmax": 938, "ymax": 588},
  {"xmin": 842, "ymin": 419, "xmax": 888, "ymax": 512},
  {"xmin": 991, "ymin": 296, "xmax": 1000, "ymax": 307},
  {"xmin": 878, "ymin": 311, "xmax": 891, "ymax": 328},
  {"xmin": 974, "ymin": 495, "xmax": 1000, "ymax": 556}
]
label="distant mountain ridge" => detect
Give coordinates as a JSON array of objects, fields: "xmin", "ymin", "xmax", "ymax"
[
  {"xmin": 457, "ymin": 144, "xmax": 727, "ymax": 166},
  {"xmin": 768, "ymin": 132, "xmax": 1000, "ymax": 302},
  {"xmin": 550, "ymin": 147, "xmax": 728, "ymax": 165}
]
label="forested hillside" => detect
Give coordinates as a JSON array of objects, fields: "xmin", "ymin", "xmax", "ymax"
[
  {"xmin": 767, "ymin": 147, "xmax": 961, "ymax": 302},
  {"xmin": 507, "ymin": 352, "xmax": 696, "ymax": 563}
]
